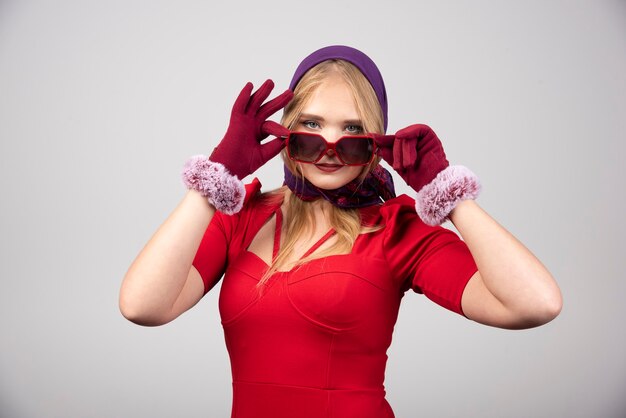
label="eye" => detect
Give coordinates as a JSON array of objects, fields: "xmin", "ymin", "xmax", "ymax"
[
  {"xmin": 345, "ymin": 124, "xmax": 364, "ymax": 134},
  {"xmin": 302, "ymin": 120, "xmax": 320, "ymax": 130}
]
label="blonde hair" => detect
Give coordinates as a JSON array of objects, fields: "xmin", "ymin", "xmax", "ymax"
[{"xmin": 256, "ymin": 60, "xmax": 385, "ymax": 287}]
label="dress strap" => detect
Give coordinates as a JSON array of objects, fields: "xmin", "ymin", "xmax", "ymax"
[
  {"xmin": 272, "ymin": 206, "xmax": 337, "ymax": 262},
  {"xmin": 301, "ymin": 229, "xmax": 336, "ymax": 258},
  {"xmin": 272, "ymin": 207, "xmax": 283, "ymax": 261}
]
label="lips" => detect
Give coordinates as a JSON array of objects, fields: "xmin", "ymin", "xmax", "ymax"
[{"xmin": 315, "ymin": 163, "xmax": 343, "ymax": 172}]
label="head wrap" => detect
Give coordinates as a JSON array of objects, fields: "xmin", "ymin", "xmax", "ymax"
[
  {"xmin": 283, "ymin": 45, "xmax": 395, "ymax": 208},
  {"xmin": 288, "ymin": 45, "xmax": 388, "ymax": 132}
]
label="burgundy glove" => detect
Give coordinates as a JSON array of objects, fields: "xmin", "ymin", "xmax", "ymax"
[
  {"xmin": 375, "ymin": 124, "xmax": 481, "ymax": 225},
  {"xmin": 209, "ymin": 79, "xmax": 293, "ymax": 180},
  {"xmin": 182, "ymin": 80, "xmax": 293, "ymax": 214}
]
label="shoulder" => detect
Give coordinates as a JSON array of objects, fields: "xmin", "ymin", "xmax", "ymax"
[
  {"xmin": 211, "ymin": 178, "xmax": 264, "ymax": 228},
  {"xmin": 359, "ymin": 194, "xmax": 423, "ymax": 229},
  {"xmin": 216, "ymin": 177, "xmax": 281, "ymax": 224},
  {"xmin": 242, "ymin": 177, "xmax": 263, "ymax": 205},
  {"xmin": 229, "ymin": 177, "xmax": 267, "ymax": 215}
]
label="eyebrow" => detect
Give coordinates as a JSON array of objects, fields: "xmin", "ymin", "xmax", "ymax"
[{"xmin": 299, "ymin": 113, "xmax": 363, "ymax": 125}]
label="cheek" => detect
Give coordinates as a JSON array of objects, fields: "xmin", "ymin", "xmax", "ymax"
[
  {"xmin": 296, "ymin": 162, "xmax": 314, "ymax": 180},
  {"xmin": 296, "ymin": 163, "xmax": 306, "ymax": 175},
  {"xmin": 350, "ymin": 166, "xmax": 366, "ymax": 179}
]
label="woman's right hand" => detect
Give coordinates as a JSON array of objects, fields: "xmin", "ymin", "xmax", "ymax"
[{"xmin": 209, "ymin": 79, "xmax": 293, "ymax": 179}]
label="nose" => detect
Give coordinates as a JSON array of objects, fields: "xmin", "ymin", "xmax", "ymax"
[
  {"xmin": 318, "ymin": 147, "xmax": 338, "ymax": 164},
  {"xmin": 318, "ymin": 129, "xmax": 342, "ymax": 161},
  {"xmin": 323, "ymin": 129, "xmax": 342, "ymax": 144}
]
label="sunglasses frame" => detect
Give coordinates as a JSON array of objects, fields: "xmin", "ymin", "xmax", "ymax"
[{"xmin": 285, "ymin": 131, "xmax": 378, "ymax": 166}]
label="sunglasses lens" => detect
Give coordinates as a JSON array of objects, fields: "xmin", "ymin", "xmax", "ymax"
[
  {"xmin": 288, "ymin": 133, "xmax": 374, "ymax": 165},
  {"xmin": 336, "ymin": 137, "xmax": 374, "ymax": 165},
  {"xmin": 288, "ymin": 133, "xmax": 325, "ymax": 162}
]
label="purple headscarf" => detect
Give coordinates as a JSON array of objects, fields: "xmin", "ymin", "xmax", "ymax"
[
  {"xmin": 288, "ymin": 45, "xmax": 389, "ymax": 132},
  {"xmin": 283, "ymin": 45, "xmax": 395, "ymax": 208}
]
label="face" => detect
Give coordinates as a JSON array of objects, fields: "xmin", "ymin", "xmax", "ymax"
[{"xmin": 294, "ymin": 73, "xmax": 366, "ymax": 190}]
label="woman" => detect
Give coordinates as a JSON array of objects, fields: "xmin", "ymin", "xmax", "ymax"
[{"xmin": 120, "ymin": 45, "xmax": 562, "ymax": 418}]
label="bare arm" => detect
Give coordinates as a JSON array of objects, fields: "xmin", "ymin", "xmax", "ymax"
[
  {"xmin": 119, "ymin": 189, "xmax": 215, "ymax": 326},
  {"xmin": 451, "ymin": 200, "xmax": 563, "ymax": 329}
]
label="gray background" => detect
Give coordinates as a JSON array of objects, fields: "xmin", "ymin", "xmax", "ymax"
[{"xmin": 1, "ymin": 0, "xmax": 624, "ymax": 417}]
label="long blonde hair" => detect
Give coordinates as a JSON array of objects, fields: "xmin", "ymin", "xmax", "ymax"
[{"xmin": 256, "ymin": 60, "xmax": 385, "ymax": 287}]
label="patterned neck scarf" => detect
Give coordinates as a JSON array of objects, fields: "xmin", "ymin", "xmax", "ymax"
[{"xmin": 282, "ymin": 164, "xmax": 396, "ymax": 208}]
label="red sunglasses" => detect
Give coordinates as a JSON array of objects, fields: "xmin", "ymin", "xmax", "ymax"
[{"xmin": 285, "ymin": 132, "xmax": 378, "ymax": 166}]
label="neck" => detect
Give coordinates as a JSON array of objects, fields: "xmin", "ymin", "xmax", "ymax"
[{"xmin": 282, "ymin": 163, "xmax": 396, "ymax": 209}]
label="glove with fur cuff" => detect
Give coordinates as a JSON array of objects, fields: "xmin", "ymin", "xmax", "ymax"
[
  {"xmin": 375, "ymin": 124, "xmax": 481, "ymax": 226},
  {"xmin": 181, "ymin": 155, "xmax": 245, "ymax": 215},
  {"xmin": 415, "ymin": 164, "xmax": 481, "ymax": 226}
]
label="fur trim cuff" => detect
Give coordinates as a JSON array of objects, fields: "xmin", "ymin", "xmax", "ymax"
[
  {"xmin": 181, "ymin": 155, "xmax": 245, "ymax": 215},
  {"xmin": 415, "ymin": 165, "xmax": 481, "ymax": 226}
]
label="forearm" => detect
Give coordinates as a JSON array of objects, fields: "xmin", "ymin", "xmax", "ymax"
[
  {"xmin": 119, "ymin": 189, "xmax": 215, "ymax": 323},
  {"xmin": 449, "ymin": 200, "xmax": 562, "ymax": 321}
]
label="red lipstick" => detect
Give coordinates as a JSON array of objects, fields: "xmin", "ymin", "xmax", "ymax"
[{"xmin": 315, "ymin": 163, "xmax": 342, "ymax": 172}]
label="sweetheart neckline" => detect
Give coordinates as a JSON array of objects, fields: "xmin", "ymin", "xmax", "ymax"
[{"xmin": 242, "ymin": 249, "xmax": 356, "ymax": 274}]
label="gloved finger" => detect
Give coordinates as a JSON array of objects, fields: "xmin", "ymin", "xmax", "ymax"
[
  {"xmin": 372, "ymin": 134, "xmax": 395, "ymax": 148},
  {"xmin": 258, "ymin": 136, "xmax": 286, "ymax": 161},
  {"xmin": 376, "ymin": 145, "xmax": 393, "ymax": 164},
  {"xmin": 393, "ymin": 139, "xmax": 403, "ymax": 170},
  {"xmin": 395, "ymin": 123, "xmax": 430, "ymax": 139},
  {"xmin": 247, "ymin": 79, "xmax": 274, "ymax": 113},
  {"xmin": 261, "ymin": 120, "xmax": 290, "ymax": 139},
  {"xmin": 258, "ymin": 89, "xmax": 294, "ymax": 120},
  {"xmin": 232, "ymin": 82, "xmax": 254, "ymax": 115},
  {"xmin": 372, "ymin": 134, "xmax": 395, "ymax": 165},
  {"xmin": 401, "ymin": 137, "xmax": 417, "ymax": 169}
]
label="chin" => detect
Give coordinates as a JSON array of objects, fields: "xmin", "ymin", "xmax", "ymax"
[{"xmin": 307, "ymin": 179, "xmax": 350, "ymax": 190}]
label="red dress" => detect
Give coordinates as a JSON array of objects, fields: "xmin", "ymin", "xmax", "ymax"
[{"xmin": 193, "ymin": 179, "xmax": 478, "ymax": 418}]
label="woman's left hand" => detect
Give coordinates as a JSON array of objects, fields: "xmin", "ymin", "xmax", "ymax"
[
  {"xmin": 375, "ymin": 124, "xmax": 449, "ymax": 193},
  {"xmin": 375, "ymin": 124, "xmax": 481, "ymax": 226}
]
